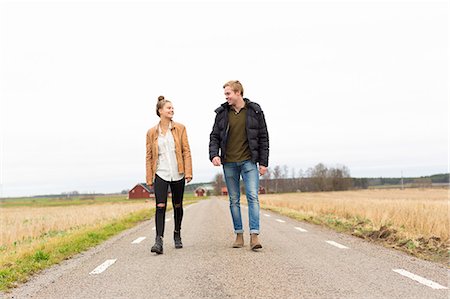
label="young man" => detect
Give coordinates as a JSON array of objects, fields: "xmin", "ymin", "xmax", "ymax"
[{"xmin": 209, "ymin": 80, "xmax": 269, "ymax": 250}]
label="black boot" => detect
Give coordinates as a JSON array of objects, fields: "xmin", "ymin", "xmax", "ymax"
[
  {"xmin": 151, "ymin": 236, "xmax": 163, "ymax": 254},
  {"xmin": 174, "ymin": 231, "xmax": 183, "ymax": 249}
]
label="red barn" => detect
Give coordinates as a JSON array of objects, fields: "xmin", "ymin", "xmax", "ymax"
[
  {"xmin": 128, "ymin": 183, "xmax": 154, "ymax": 199},
  {"xmin": 221, "ymin": 186, "xmax": 228, "ymax": 195}
]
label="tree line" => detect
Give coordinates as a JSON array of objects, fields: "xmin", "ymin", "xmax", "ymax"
[
  {"xmin": 212, "ymin": 164, "xmax": 449, "ymax": 195},
  {"xmin": 213, "ymin": 163, "xmax": 354, "ymax": 194},
  {"xmin": 260, "ymin": 163, "xmax": 353, "ymax": 193}
]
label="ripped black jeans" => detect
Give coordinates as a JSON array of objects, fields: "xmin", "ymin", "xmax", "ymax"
[{"xmin": 154, "ymin": 174, "xmax": 185, "ymax": 237}]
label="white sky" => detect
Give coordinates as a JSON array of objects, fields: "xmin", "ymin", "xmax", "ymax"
[{"xmin": 0, "ymin": 0, "xmax": 448, "ymax": 197}]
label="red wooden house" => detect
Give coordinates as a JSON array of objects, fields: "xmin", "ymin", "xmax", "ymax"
[
  {"xmin": 219, "ymin": 186, "xmax": 265, "ymax": 196},
  {"xmin": 128, "ymin": 183, "xmax": 154, "ymax": 199}
]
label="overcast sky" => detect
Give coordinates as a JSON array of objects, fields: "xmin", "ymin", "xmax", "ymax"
[{"xmin": 0, "ymin": 0, "xmax": 448, "ymax": 197}]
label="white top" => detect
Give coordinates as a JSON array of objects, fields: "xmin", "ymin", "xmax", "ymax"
[{"xmin": 156, "ymin": 123, "xmax": 184, "ymax": 182}]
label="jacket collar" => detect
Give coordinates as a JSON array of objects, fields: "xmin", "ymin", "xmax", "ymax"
[
  {"xmin": 215, "ymin": 98, "xmax": 258, "ymax": 113},
  {"xmin": 154, "ymin": 120, "xmax": 179, "ymax": 134}
]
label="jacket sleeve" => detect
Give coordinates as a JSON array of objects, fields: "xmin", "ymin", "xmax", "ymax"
[
  {"xmin": 258, "ymin": 111, "xmax": 269, "ymax": 167},
  {"xmin": 146, "ymin": 130, "xmax": 154, "ymax": 185},
  {"xmin": 209, "ymin": 113, "xmax": 221, "ymax": 161},
  {"xmin": 181, "ymin": 126, "xmax": 193, "ymax": 179}
]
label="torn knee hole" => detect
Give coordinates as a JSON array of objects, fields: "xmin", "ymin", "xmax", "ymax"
[
  {"xmin": 174, "ymin": 204, "xmax": 181, "ymax": 208},
  {"xmin": 156, "ymin": 203, "xmax": 166, "ymax": 208}
]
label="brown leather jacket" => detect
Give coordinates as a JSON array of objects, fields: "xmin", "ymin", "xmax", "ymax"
[{"xmin": 146, "ymin": 121, "xmax": 192, "ymax": 185}]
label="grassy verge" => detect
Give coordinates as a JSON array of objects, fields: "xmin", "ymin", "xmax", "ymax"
[
  {"xmin": 1, "ymin": 198, "xmax": 201, "ymax": 292},
  {"xmin": 260, "ymin": 204, "xmax": 449, "ymax": 266},
  {"xmin": 0, "ymin": 208, "xmax": 154, "ymax": 291}
]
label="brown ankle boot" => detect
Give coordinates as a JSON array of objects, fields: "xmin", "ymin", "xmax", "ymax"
[
  {"xmin": 250, "ymin": 234, "xmax": 262, "ymax": 250},
  {"xmin": 232, "ymin": 233, "xmax": 244, "ymax": 248}
]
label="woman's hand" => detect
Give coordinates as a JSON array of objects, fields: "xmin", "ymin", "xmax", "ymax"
[{"xmin": 186, "ymin": 177, "xmax": 192, "ymax": 183}]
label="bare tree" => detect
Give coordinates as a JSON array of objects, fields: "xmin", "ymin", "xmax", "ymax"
[
  {"xmin": 297, "ymin": 169, "xmax": 304, "ymax": 191},
  {"xmin": 289, "ymin": 167, "xmax": 297, "ymax": 191},
  {"xmin": 291, "ymin": 167, "xmax": 296, "ymax": 179},
  {"xmin": 273, "ymin": 165, "xmax": 282, "ymax": 193},
  {"xmin": 328, "ymin": 165, "xmax": 352, "ymax": 191},
  {"xmin": 310, "ymin": 163, "xmax": 328, "ymax": 191},
  {"xmin": 261, "ymin": 167, "xmax": 272, "ymax": 193},
  {"xmin": 213, "ymin": 173, "xmax": 225, "ymax": 195},
  {"xmin": 282, "ymin": 165, "xmax": 289, "ymax": 178}
]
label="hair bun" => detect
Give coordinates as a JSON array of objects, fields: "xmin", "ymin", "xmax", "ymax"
[{"xmin": 158, "ymin": 95, "xmax": 165, "ymax": 101}]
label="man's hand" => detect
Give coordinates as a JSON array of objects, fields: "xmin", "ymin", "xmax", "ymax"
[
  {"xmin": 186, "ymin": 177, "xmax": 192, "ymax": 183},
  {"xmin": 259, "ymin": 165, "xmax": 267, "ymax": 176},
  {"xmin": 212, "ymin": 156, "xmax": 222, "ymax": 166}
]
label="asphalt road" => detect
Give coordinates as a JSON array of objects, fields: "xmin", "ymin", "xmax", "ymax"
[{"xmin": 4, "ymin": 198, "xmax": 449, "ymax": 299}]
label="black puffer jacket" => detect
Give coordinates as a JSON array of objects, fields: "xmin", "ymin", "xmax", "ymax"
[{"xmin": 209, "ymin": 98, "xmax": 269, "ymax": 167}]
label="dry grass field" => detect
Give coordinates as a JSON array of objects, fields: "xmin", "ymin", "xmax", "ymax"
[
  {"xmin": 251, "ymin": 188, "xmax": 449, "ymax": 264},
  {"xmin": 0, "ymin": 197, "xmax": 158, "ymax": 290},
  {"xmin": 1, "ymin": 202, "xmax": 151, "ymax": 247},
  {"xmin": 0, "ymin": 195, "xmax": 203, "ymax": 290},
  {"xmin": 258, "ymin": 188, "xmax": 449, "ymax": 242},
  {"xmin": 0, "ymin": 189, "xmax": 447, "ymax": 291}
]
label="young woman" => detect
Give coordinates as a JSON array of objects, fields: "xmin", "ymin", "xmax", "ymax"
[{"xmin": 146, "ymin": 96, "xmax": 192, "ymax": 254}]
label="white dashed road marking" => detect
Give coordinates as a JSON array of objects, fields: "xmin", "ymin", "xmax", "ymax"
[
  {"xmin": 89, "ymin": 259, "xmax": 117, "ymax": 275},
  {"xmin": 275, "ymin": 219, "xmax": 286, "ymax": 223},
  {"xmin": 325, "ymin": 240, "xmax": 349, "ymax": 249},
  {"xmin": 263, "ymin": 214, "xmax": 271, "ymax": 217},
  {"xmin": 294, "ymin": 227, "xmax": 308, "ymax": 232},
  {"xmin": 152, "ymin": 226, "xmax": 156, "ymax": 230},
  {"xmin": 131, "ymin": 237, "xmax": 146, "ymax": 244},
  {"xmin": 165, "ymin": 218, "xmax": 170, "ymax": 222},
  {"xmin": 393, "ymin": 269, "xmax": 448, "ymax": 290}
]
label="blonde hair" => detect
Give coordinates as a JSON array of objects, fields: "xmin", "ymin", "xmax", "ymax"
[
  {"xmin": 223, "ymin": 80, "xmax": 244, "ymax": 96},
  {"xmin": 156, "ymin": 95, "xmax": 171, "ymax": 117}
]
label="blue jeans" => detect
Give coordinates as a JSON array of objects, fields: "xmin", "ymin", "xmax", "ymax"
[{"xmin": 223, "ymin": 160, "xmax": 260, "ymax": 234}]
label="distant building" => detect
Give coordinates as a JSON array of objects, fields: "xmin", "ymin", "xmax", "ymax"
[
  {"xmin": 221, "ymin": 186, "xmax": 228, "ymax": 196},
  {"xmin": 258, "ymin": 186, "xmax": 266, "ymax": 194},
  {"xmin": 219, "ymin": 186, "xmax": 264, "ymax": 196},
  {"xmin": 195, "ymin": 187, "xmax": 207, "ymax": 197},
  {"xmin": 128, "ymin": 183, "xmax": 154, "ymax": 199}
]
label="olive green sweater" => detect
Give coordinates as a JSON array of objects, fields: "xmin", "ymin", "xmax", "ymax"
[{"xmin": 225, "ymin": 106, "xmax": 251, "ymax": 163}]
